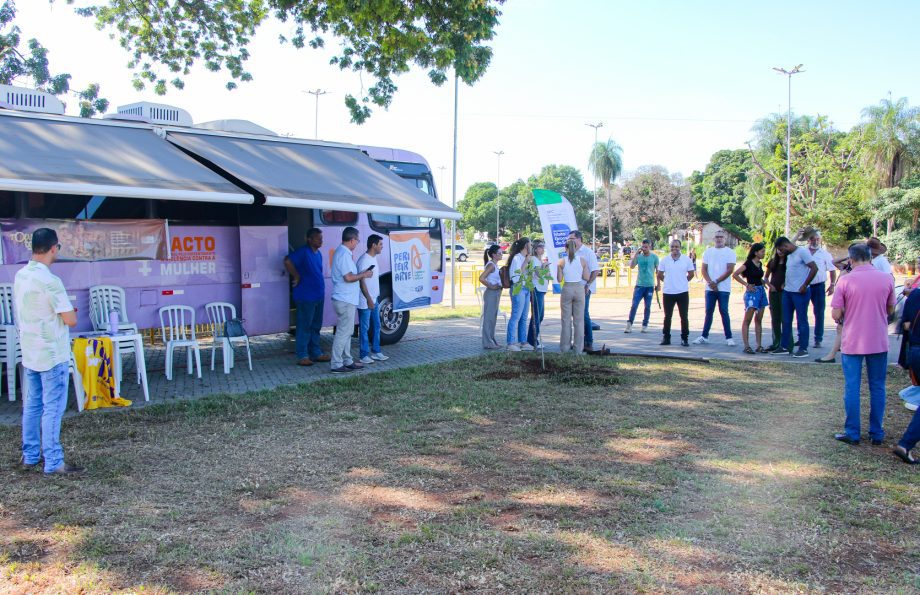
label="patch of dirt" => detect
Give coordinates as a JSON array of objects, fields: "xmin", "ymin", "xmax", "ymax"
[{"xmin": 476, "ymin": 357, "xmax": 620, "ymax": 386}]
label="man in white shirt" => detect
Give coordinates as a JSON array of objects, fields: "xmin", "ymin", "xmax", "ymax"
[
  {"xmin": 806, "ymin": 230, "xmax": 837, "ymax": 348},
  {"xmin": 356, "ymin": 234, "xmax": 389, "ymax": 364},
  {"xmin": 657, "ymin": 239, "xmax": 696, "ymax": 346},
  {"xmin": 694, "ymin": 230, "xmax": 737, "ymax": 346},
  {"xmin": 14, "ymin": 228, "xmax": 83, "ymax": 475},
  {"xmin": 568, "ymin": 230, "xmax": 601, "ymax": 351},
  {"xmin": 330, "ymin": 227, "xmax": 374, "ymax": 373},
  {"xmin": 867, "ymin": 237, "xmax": 894, "ymax": 277}
]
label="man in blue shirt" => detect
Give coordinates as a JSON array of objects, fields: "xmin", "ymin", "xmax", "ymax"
[{"xmin": 284, "ymin": 228, "xmax": 329, "ymax": 366}]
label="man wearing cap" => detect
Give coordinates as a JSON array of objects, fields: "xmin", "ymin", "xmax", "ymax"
[{"xmin": 806, "ymin": 230, "xmax": 837, "ymax": 349}]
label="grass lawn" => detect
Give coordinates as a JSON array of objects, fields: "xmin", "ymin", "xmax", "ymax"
[
  {"xmin": 410, "ymin": 304, "xmax": 483, "ymax": 320},
  {"xmin": 2, "ymin": 355, "xmax": 919, "ymax": 592}
]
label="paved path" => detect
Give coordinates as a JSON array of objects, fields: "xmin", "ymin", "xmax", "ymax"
[{"xmin": 0, "ymin": 295, "xmax": 903, "ymax": 426}]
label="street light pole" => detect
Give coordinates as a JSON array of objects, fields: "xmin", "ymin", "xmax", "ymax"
[
  {"xmin": 493, "ymin": 150, "xmax": 504, "ymax": 242},
  {"xmin": 772, "ymin": 65, "xmax": 803, "ymax": 237},
  {"xmin": 585, "ymin": 122, "xmax": 604, "ymax": 251},
  {"xmin": 305, "ymin": 88, "xmax": 329, "ymax": 138},
  {"xmin": 450, "ymin": 74, "xmax": 460, "ymax": 309}
]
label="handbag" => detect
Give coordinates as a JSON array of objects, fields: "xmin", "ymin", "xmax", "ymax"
[
  {"xmin": 499, "ymin": 264, "xmax": 511, "ymax": 289},
  {"xmin": 224, "ymin": 318, "xmax": 247, "ymax": 338}
]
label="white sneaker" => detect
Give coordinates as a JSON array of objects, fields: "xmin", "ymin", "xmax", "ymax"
[
  {"xmin": 641, "ymin": 325, "xmax": 648, "ymax": 333},
  {"xmin": 359, "ymin": 356, "xmax": 375, "ymax": 364},
  {"xmin": 507, "ymin": 344, "xmax": 521, "ymax": 352},
  {"xmin": 692, "ymin": 336, "xmax": 709, "ymax": 345},
  {"xmin": 906, "ymin": 402, "xmax": 919, "ymax": 412},
  {"xmin": 535, "ymin": 341, "xmax": 543, "ymax": 349},
  {"xmin": 521, "ymin": 343, "xmax": 535, "ymax": 351},
  {"xmin": 624, "ymin": 322, "xmax": 633, "ymax": 334},
  {"xmin": 725, "ymin": 338, "xmax": 736, "ymax": 347},
  {"xmin": 371, "ymin": 352, "xmax": 389, "ymax": 361}
]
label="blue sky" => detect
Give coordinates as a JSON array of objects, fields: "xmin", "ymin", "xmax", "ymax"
[{"xmin": 14, "ymin": 1, "xmax": 920, "ymax": 205}]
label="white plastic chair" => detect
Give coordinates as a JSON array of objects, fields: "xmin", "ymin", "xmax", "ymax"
[
  {"xmin": 205, "ymin": 302, "xmax": 252, "ymax": 374},
  {"xmin": 475, "ymin": 286, "xmax": 508, "ymax": 334},
  {"xmin": 89, "ymin": 285, "xmax": 140, "ymax": 383},
  {"xmin": 158, "ymin": 305, "xmax": 202, "ymax": 380},
  {"xmin": 0, "ymin": 283, "xmax": 23, "ymax": 401}
]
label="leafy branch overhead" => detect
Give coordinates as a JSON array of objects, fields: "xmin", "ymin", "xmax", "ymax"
[
  {"xmin": 68, "ymin": 0, "xmax": 505, "ymax": 123},
  {"xmin": 0, "ymin": 0, "xmax": 108, "ymax": 116}
]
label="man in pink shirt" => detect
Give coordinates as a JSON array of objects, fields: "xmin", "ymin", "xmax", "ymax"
[{"xmin": 831, "ymin": 243, "xmax": 896, "ymax": 446}]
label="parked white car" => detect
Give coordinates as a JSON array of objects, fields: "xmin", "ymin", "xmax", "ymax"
[{"xmin": 446, "ymin": 244, "xmax": 469, "ymax": 262}]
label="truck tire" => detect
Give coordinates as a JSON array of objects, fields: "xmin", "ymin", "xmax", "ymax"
[{"xmin": 378, "ymin": 294, "xmax": 409, "ymax": 345}]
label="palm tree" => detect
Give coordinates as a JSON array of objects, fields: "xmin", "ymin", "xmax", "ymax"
[
  {"xmin": 859, "ymin": 97, "xmax": 920, "ymax": 234},
  {"xmin": 588, "ymin": 139, "xmax": 624, "ymax": 253}
]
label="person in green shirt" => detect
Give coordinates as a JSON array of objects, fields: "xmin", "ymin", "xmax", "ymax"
[{"xmin": 625, "ymin": 239, "xmax": 661, "ymax": 333}]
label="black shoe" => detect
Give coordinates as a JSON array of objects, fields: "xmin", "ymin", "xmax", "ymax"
[
  {"xmin": 345, "ymin": 362, "xmax": 364, "ymax": 370},
  {"xmin": 659, "ymin": 338, "xmax": 671, "ymax": 346},
  {"xmin": 834, "ymin": 433, "xmax": 859, "ymax": 445},
  {"xmin": 766, "ymin": 344, "xmax": 781, "ymax": 352},
  {"xmin": 44, "ymin": 463, "xmax": 85, "ymax": 476},
  {"xmin": 792, "ymin": 349, "xmax": 809, "ymax": 358},
  {"xmin": 771, "ymin": 348, "xmax": 792, "ymax": 355},
  {"xmin": 814, "ymin": 357, "xmax": 835, "ymax": 363},
  {"xmin": 330, "ymin": 366, "xmax": 351, "ymax": 374},
  {"xmin": 681, "ymin": 339, "xmax": 689, "ymax": 347},
  {"xmin": 871, "ymin": 438, "xmax": 883, "ymax": 446},
  {"xmin": 591, "ymin": 323, "xmax": 600, "ymax": 331},
  {"xmin": 813, "ymin": 341, "xmax": 822, "ymax": 349},
  {"xmin": 18, "ymin": 455, "xmax": 40, "ymax": 472}
]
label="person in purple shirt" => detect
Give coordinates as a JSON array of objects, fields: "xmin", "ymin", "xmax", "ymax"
[
  {"xmin": 831, "ymin": 243, "xmax": 896, "ymax": 446},
  {"xmin": 284, "ymin": 228, "xmax": 330, "ymax": 366}
]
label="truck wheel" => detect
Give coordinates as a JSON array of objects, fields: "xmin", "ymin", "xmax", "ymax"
[{"xmin": 378, "ymin": 295, "xmax": 409, "ymax": 345}]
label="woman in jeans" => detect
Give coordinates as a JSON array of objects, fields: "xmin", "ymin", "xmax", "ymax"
[
  {"xmin": 732, "ymin": 243, "xmax": 768, "ymax": 354},
  {"xmin": 527, "ymin": 240, "xmax": 550, "ymax": 349},
  {"xmin": 479, "ymin": 244, "xmax": 504, "ymax": 349},
  {"xmin": 506, "ymin": 237, "xmax": 532, "ymax": 352},
  {"xmin": 557, "ymin": 239, "xmax": 590, "ymax": 354}
]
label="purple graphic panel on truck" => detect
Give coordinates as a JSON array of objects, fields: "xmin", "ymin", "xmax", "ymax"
[{"xmin": 0, "ymin": 226, "xmax": 242, "ymax": 332}]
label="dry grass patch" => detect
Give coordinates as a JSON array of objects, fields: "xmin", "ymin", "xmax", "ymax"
[{"xmin": 1, "ymin": 354, "xmax": 919, "ymax": 592}]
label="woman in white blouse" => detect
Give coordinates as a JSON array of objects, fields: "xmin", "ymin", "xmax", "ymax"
[{"xmin": 557, "ymin": 239, "xmax": 591, "ymax": 353}]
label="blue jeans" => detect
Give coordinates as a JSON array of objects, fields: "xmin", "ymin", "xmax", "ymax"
[
  {"xmin": 358, "ymin": 301, "xmax": 381, "ymax": 358},
  {"xmin": 809, "ymin": 282, "xmax": 826, "ymax": 343},
  {"xmin": 507, "ymin": 287, "xmax": 530, "ymax": 345},
  {"xmin": 898, "ymin": 407, "xmax": 920, "ymax": 452},
  {"xmin": 701, "ymin": 290, "xmax": 732, "ymax": 339},
  {"xmin": 841, "ymin": 352, "xmax": 888, "ymax": 442},
  {"xmin": 781, "ymin": 290, "xmax": 810, "ymax": 350},
  {"xmin": 628, "ymin": 286, "xmax": 654, "ymax": 326},
  {"xmin": 901, "ymin": 385, "xmax": 920, "ymax": 408},
  {"xmin": 22, "ymin": 362, "xmax": 70, "ymax": 473},
  {"xmin": 584, "ymin": 291, "xmax": 593, "ymax": 346},
  {"xmin": 295, "ymin": 299, "xmax": 324, "ymax": 360},
  {"xmin": 527, "ymin": 290, "xmax": 546, "ymax": 346}
]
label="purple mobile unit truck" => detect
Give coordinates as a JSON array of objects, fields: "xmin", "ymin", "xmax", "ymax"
[{"xmin": 0, "ymin": 86, "xmax": 460, "ymax": 344}]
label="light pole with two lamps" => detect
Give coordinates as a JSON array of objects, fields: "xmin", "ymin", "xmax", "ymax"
[
  {"xmin": 585, "ymin": 122, "xmax": 604, "ymax": 251},
  {"xmin": 772, "ymin": 64, "xmax": 804, "ymax": 237},
  {"xmin": 493, "ymin": 150, "xmax": 504, "ymax": 242}
]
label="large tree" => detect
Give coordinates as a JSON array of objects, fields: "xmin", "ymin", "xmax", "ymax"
[
  {"xmin": 858, "ymin": 96, "xmax": 920, "ymax": 234},
  {"xmin": 588, "ymin": 139, "xmax": 623, "ymax": 251},
  {"xmin": 68, "ymin": 0, "xmax": 504, "ymax": 123},
  {"xmin": 613, "ymin": 165, "xmax": 692, "ymax": 247},
  {"xmin": 689, "ymin": 149, "xmax": 752, "ymax": 229},
  {"xmin": 745, "ymin": 114, "xmax": 871, "ymax": 244},
  {"xmin": 0, "ymin": 0, "xmax": 107, "ymax": 116},
  {"xmin": 872, "ymin": 176, "xmax": 920, "ymax": 268}
]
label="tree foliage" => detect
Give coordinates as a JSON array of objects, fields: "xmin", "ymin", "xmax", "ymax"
[
  {"xmin": 0, "ymin": 1, "xmax": 107, "ymax": 116},
  {"xmin": 68, "ymin": 0, "xmax": 504, "ymax": 123},
  {"xmin": 458, "ymin": 164, "xmax": 593, "ymax": 241},
  {"xmin": 689, "ymin": 149, "xmax": 751, "ymax": 228},
  {"xmin": 613, "ymin": 165, "xmax": 692, "ymax": 246},
  {"xmin": 745, "ymin": 114, "xmax": 871, "ymax": 244}
]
